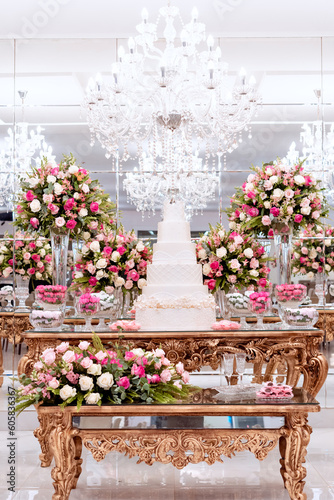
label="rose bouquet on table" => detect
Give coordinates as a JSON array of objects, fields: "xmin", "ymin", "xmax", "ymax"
[
  {"xmin": 0, "ymin": 232, "xmax": 52, "ymax": 281},
  {"xmin": 71, "ymin": 227, "xmax": 152, "ymax": 294},
  {"xmin": 291, "ymin": 225, "xmax": 334, "ymax": 278},
  {"xmin": 196, "ymin": 223, "xmax": 270, "ymax": 293},
  {"xmin": 14, "ymin": 154, "xmax": 116, "ymax": 238},
  {"xmin": 226, "ymin": 159, "xmax": 328, "ymax": 237},
  {"xmin": 15, "ymin": 334, "xmax": 195, "ymax": 413}
]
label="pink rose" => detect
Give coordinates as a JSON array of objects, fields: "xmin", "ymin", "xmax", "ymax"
[
  {"xmin": 48, "ymin": 203, "xmax": 59, "ymax": 215},
  {"xmin": 43, "ymin": 194, "xmax": 54, "ymax": 203},
  {"xmin": 270, "ymin": 207, "xmax": 280, "ymax": 217},
  {"xmin": 56, "ymin": 342, "xmax": 69, "ymax": 353},
  {"xmin": 247, "ymin": 191, "xmax": 256, "ymax": 199},
  {"xmin": 284, "ymin": 189, "xmax": 294, "ymax": 199},
  {"xmin": 81, "ymin": 357, "xmax": 93, "ymax": 369},
  {"xmin": 79, "ymin": 341, "xmax": 90, "ymax": 350},
  {"xmin": 30, "ymin": 217, "xmax": 39, "ymax": 229},
  {"xmin": 128, "ymin": 270, "xmax": 139, "ymax": 281},
  {"xmin": 182, "ymin": 371, "xmax": 190, "ymax": 384},
  {"xmin": 228, "ymin": 275, "xmax": 237, "ymax": 284},
  {"xmin": 262, "ymin": 215, "xmax": 271, "ymax": 226},
  {"xmin": 95, "ymin": 351, "xmax": 108, "ymax": 361},
  {"xmin": 48, "ymin": 378, "xmax": 59, "ymax": 389},
  {"xmin": 294, "ymin": 214, "xmax": 303, "ymax": 223},
  {"xmin": 117, "ymin": 376, "xmax": 130, "ymax": 390},
  {"xmin": 258, "ymin": 278, "xmax": 267, "ymax": 288},
  {"xmin": 176, "ymin": 362, "xmax": 185, "ymax": 375},
  {"xmin": 66, "ymin": 220, "xmax": 77, "ymax": 230},
  {"xmin": 26, "ymin": 190, "xmax": 35, "ymax": 202},
  {"xmin": 55, "ymin": 217, "xmax": 65, "ymax": 228},
  {"xmin": 64, "ymin": 198, "xmax": 75, "ymax": 211},
  {"xmin": 62, "ymin": 350, "xmax": 76, "ymax": 363},
  {"xmin": 248, "ymin": 207, "xmax": 259, "ymax": 217},
  {"xmin": 88, "ymin": 221, "xmax": 98, "ymax": 230},
  {"xmin": 45, "ymin": 254, "xmax": 52, "ymax": 263},
  {"xmin": 41, "ymin": 348, "xmax": 56, "ymax": 365},
  {"xmin": 28, "ymin": 268, "xmax": 36, "ymax": 275},
  {"xmin": 230, "ymin": 259, "xmax": 241, "ymax": 270},
  {"xmin": 150, "ymin": 374, "xmax": 161, "ymax": 384},
  {"xmin": 312, "ymin": 211, "xmax": 320, "ymax": 219},
  {"xmin": 90, "ymin": 202, "xmax": 99, "ymax": 213},
  {"xmin": 210, "ymin": 261, "xmax": 219, "ymax": 270},
  {"xmin": 160, "ymin": 369, "xmax": 172, "ymax": 383},
  {"xmin": 88, "ymin": 277, "xmax": 97, "ymax": 286},
  {"xmin": 109, "ymin": 265, "xmax": 118, "ymax": 273},
  {"xmin": 31, "ymin": 254, "xmax": 41, "ymax": 262},
  {"xmin": 23, "ymin": 252, "xmax": 31, "ymax": 260},
  {"xmin": 131, "ymin": 363, "xmax": 145, "ymax": 378},
  {"xmin": 301, "ymin": 247, "xmax": 308, "ymax": 255},
  {"xmin": 124, "ymin": 280, "xmax": 133, "ymax": 290},
  {"xmin": 207, "ymin": 279, "xmax": 216, "ymax": 290}
]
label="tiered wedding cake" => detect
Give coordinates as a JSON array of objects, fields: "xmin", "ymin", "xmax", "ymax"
[{"xmin": 135, "ymin": 200, "xmax": 216, "ymax": 331}]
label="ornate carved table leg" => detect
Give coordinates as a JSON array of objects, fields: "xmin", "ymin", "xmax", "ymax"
[
  {"xmin": 49, "ymin": 411, "xmax": 82, "ymax": 500},
  {"xmin": 33, "ymin": 410, "xmax": 56, "ymax": 467},
  {"xmin": 302, "ymin": 339, "xmax": 328, "ymax": 397},
  {"xmin": 279, "ymin": 413, "xmax": 312, "ymax": 500}
]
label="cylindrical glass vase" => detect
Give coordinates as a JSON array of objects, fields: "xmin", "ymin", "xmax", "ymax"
[
  {"xmin": 15, "ymin": 274, "xmax": 30, "ymax": 311},
  {"xmin": 50, "ymin": 228, "xmax": 70, "ymax": 288},
  {"xmin": 273, "ymin": 223, "xmax": 293, "ymax": 285}
]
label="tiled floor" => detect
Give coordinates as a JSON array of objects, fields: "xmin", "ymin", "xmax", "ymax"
[{"xmin": 1, "ymin": 342, "xmax": 334, "ymax": 499}]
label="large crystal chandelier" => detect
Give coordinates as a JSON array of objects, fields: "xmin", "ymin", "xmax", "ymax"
[
  {"xmin": 82, "ymin": 4, "xmax": 261, "ymax": 214},
  {"xmin": 0, "ymin": 91, "xmax": 55, "ymax": 208}
]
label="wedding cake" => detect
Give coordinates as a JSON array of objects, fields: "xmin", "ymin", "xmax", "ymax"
[{"xmin": 135, "ymin": 200, "xmax": 216, "ymax": 331}]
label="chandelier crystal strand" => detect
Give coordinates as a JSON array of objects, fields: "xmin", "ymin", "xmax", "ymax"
[{"xmin": 83, "ymin": 4, "xmax": 261, "ymax": 215}]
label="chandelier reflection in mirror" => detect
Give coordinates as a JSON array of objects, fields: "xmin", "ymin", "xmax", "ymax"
[
  {"xmin": 0, "ymin": 91, "xmax": 55, "ymax": 209},
  {"xmin": 82, "ymin": 4, "xmax": 261, "ymax": 214},
  {"xmin": 284, "ymin": 90, "xmax": 334, "ymax": 205}
]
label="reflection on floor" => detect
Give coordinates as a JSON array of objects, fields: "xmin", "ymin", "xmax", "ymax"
[{"xmin": 0, "ymin": 341, "xmax": 333, "ymax": 499}]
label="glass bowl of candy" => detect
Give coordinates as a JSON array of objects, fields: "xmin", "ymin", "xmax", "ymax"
[
  {"xmin": 247, "ymin": 291, "xmax": 271, "ymax": 330},
  {"xmin": 225, "ymin": 291, "xmax": 252, "ymax": 329},
  {"xmin": 29, "ymin": 308, "xmax": 64, "ymax": 330},
  {"xmin": 77, "ymin": 293, "xmax": 101, "ymax": 330},
  {"xmin": 274, "ymin": 284, "xmax": 307, "ymax": 308},
  {"xmin": 35, "ymin": 285, "xmax": 67, "ymax": 310},
  {"xmin": 283, "ymin": 307, "xmax": 319, "ymax": 328}
]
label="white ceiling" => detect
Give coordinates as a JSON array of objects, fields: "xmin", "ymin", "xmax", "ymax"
[{"xmin": 1, "ymin": 0, "xmax": 334, "ymax": 39}]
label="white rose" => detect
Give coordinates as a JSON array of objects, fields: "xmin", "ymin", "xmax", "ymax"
[
  {"xmin": 0, "ymin": 255, "xmax": 4, "ymax": 264},
  {"xmin": 47, "ymin": 175, "xmax": 56, "ymax": 184},
  {"xmin": 294, "ymin": 175, "xmax": 305, "ymax": 186},
  {"xmin": 307, "ymin": 271, "xmax": 314, "ymax": 279},
  {"xmin": 96, "ymin": 270, "xmax": 104, "ymax": 280},
  {"xmin": 272, "ymin": 188, "xmax": 283, "ymax": 200},
  {"xmin": 74, "ymin": 271, "xmax": 84, "ymax": 279},
  {"xmin": 28, "ymin": 177, "xmax": 39, "ymax": 188},
  {"xmin": 247, "ymin": 174, "xmax": 255, "ymax": 183},
  {"xmin": 73, "ymin": 192, "xmax": 81, "ymax": 200},
  {"xmin": 325, "ymin": 264, "xmax": 331, "ymax": 272},
  {"xmin": 90, "ymin": 241, "xmax": 101, "ymax": 253},
  {"xmin": 81, "ymin": 183, "xmax": 90, "ymax": 193},
  {"xmin": 83, "ymin": 232, "xmax": 91, "ymax": 241},
  {"xmin": 37, "ymin": 261, "xmax": 44, "ymax": 268},
  {"xmin": 85, "ymin": 393, "xmax": 101, "ymax": 405},
  {"xmin": 245, "ymin": 182, "xmax": 254, "ymax": 192},
  {"xmin": 30, "ymin": 199, "xmax": 41, "ymax": 213},
  {"xmin": 270, "ymin": 175, "xmax": 278, "ymax": 184},
  {"xmin": 229, "ymin": 221, "xmax": 236, "ymax": 230},
  {"xmin": 54, "ymin": 183, "xmax": 63, "ymax": 195},
  {"xmin": 40, "ymin": 249, "xmax": 46, "ymax": 257},
  {"xmin": 79, "ymin": 375, "xmax": 94, "ymax": 392},
  {"xmin": 35, "ymin": 272, "xmax": 42, "ymax": 279},
  {"xmin": 44, "ymin": 243, "xmax": 51, "ymax": 249},
  {"xmin": 131, "ymin": 348, "xmax": 145, "ymax": 357},
  {"xmin": 202, "ymin": 263, "xmax": 211, "ymax": 276},
  {"xmin": 260, "ymin": 192, "xmax": 267, "ymax": 200},
  {"xmin": 239, "ymin": 213, "xmax": 246, "ymax": 221},
  {"xmin": 266, "ymin": 167, "xmax": 273, "ymax": 176},
  {"xmin": 46, "ymin": 265, "xmax": 52, "ymax": 273},
  {"xmin": 244, "ymin": 248, "xmax": 254, "ymax": 259},
  {"xmin": 96, "ymin": 258, "xmax": 107, "ymax": 269},
  {"xmin": 137, "ymin": 278, "xmax": 147, "ymax": 289},
  {"xmin": 216, "ymin": 247, "xmax": 227, "ymax": 258},
  {"xmin": 218, "ymin": 230, "xmax": 225, "ymax": 238},
  {"xmin": 115, "ymin": 277, "xmax": 125, "ymax": 287},
  {"xmin": 198, "ymin": 249, "xmax": 207, "ymax": 259},
  {"xmin": 69, "ymin": 165, "xmax": 79, "ymax": 174},
  {"xmin": 136, "ymin": 242, "xmax": 145, "ymax": 252},
  {"xmin": 325, "ymin": 239, "xmax": 331, "ymax": 247},
  {"xmin": 309, "ymin": 248, "xmax": 317, "ymax": 259},
  {"xmin": 96, "ymin": 372, "xmax": 114, "ymax": 390},
  {"xmin": 249, "ymin": 269, "xmax": 259, "ymax": 277},
  {"xmin": 111, "ymin": 251, "xmax": 120, "ymax": 261},
  {"xmin": 264, "ymin": 201, "xmax": 271, "ymax": 209},
  {"xmin": 81, "ymin": 245, "xmax": 89, "ymax": 254},
  {"xmin": 301, "ymin": 206, "xmax": 311, "ymax": 215},
  {"xmin": 36, "ymin": 241, "xmax": 43, "ymax": 247},
  {"xmin": 87, "ymin": 364, "xmax": 102, "ymax": 376},
  {"xmin": 293, "ymin": 252, "xmax": 300, "ymax": 259},
  {"xmin": 79, "ymin": 208, "xmax": 88, "ymax": 217},
  {"xmin": 59, "ymin": 384, "xmax": 77, "ymax": 400}
]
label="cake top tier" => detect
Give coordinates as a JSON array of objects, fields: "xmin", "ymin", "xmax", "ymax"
[{"xmin": 162, "ymin": 200, "xmax": 185, "ymax": 222}]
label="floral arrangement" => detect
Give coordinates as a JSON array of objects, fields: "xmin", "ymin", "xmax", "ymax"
[
  {"xmin": 109, "ymin": 320, "xmax": 141, "ymax": 331},
  {"xmin": 196, "ymin": 224, "xmax": 270, "ymax": 293},
  {"xmin": 291, "ymin": 226, "xmax": 334, "ymax": 278},
  {"xmin": 15, "ymin": 334, "xmax": 195, "ymax": 413},
  {"xmin": 0, "ymin": 233, "xmax": 52, "ymax": 280},
  {"xmin": 78, "ymin": 293, "xmax": 100, "ymax": 314},
  {"xmin": 72, "ymin": 228, "xmax": 152, "ymax": 294},
  {"xmin": 226, "ymin": 159, "xmax": 328, "ymax": 237},
  {"xmin": 256, "ymin": 381, "xmax": 293, "ymax": 400},
  {"xmin": 274, "ymin": 284, "xmax": 307, "ymax": 307},
  {"xmin": 211, "ymin": 320, "xmax": 240, "ymax": 331},
  {"xmin": 14, "ymin": 154, "xmax": 115, "ymax": 238},
  {"xmin": 35, "ymin": 285, "xmax": 67, "ymax": 306},
  {"xmin": 248, "ymin": 291, "xmax": 270, "ymax": 314}
]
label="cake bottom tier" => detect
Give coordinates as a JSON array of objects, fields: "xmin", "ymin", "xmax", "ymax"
[{"xmin": 136, "ymin": 307, "xmax": 216, "ymax": 332}]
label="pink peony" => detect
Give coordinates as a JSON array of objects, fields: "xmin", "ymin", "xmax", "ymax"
[
  {"xmin": 41, "ymin": 348, "xmax": 56, "ymax": 365},
  {"xmin": 248, "ymin": 207, "xmax": 259, "ymax": 217},
  {"xmin": 30, "ymin": 217, "xmax": 39, "ymax": 229},
  {"xmin": 262, "ymin": 215, "xmax": 271, "ymax": 226},
  {"xmin": 117, "ymin": 376, "xmax": 130, "ymax": 390},
  {"xmin": 90, "ymin": 202, "xmax": 99, "ymax": 213}
]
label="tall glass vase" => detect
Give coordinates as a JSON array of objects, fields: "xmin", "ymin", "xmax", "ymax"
[
  {"xmin": 50, "ymin": 228, "xmax": 70, "ymax": 287},
  {"xmin": 15, "ymin": 274, "xmax": 30, "ymax": 311},
  {"xmin": 273, "ymin": 223, "xmax": 293, "ymax": 285},
  {"xmin": 119, "ymin": 289, "xmax": 139, "ymax": 319}
]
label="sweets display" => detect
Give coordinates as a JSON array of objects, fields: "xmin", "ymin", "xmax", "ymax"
[
  {"xmin": 256, "ymin": 381, "xmax": 294, "ymax": 400},
  {"xmin": 248, "ymin": 291, "xmax": 271, "ymax": 314},
  {"xmin": 77, "ymin": 293, "xmax": 101, "ymax": 316},
  {"xmin": 35, "ymin": 285, "xmax": 67, "ymax": 310},
  {"xmin": 29, "ymin": 309, "xmax": 64, "ymax": 330},
  {"xmin": 211, "ymin": 320, "xmax": 241, "ymax": 331},
  {"xmin": 274, "ymin": 284, "xmax": 307, "ymax": 308},
  {"xmin": 135, "ymin": 200, "xmax": 216, "ymax": 331},
  {"xmin": 283, "ymin": 307, "xmax": 319, "ymax": 327}
]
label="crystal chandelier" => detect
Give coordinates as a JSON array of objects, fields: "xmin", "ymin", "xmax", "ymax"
[{"xmin": 0, "ymin": 91, "xmax": 55, "ymax": 208}]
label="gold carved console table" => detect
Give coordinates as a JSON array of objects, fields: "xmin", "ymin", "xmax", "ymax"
[
  {"xmin": 18, "ymin": 327, "xmax": 328, "ymax": 397},
  {"xmin": 34, "ymin": 387, "xmax": 320, "ymax": 500}
]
